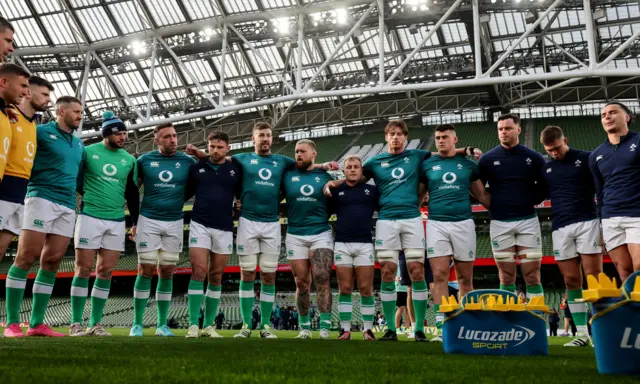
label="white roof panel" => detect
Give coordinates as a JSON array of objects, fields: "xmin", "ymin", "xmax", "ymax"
[{"xmin": 108, "ymin": 1, "xmax": 146, "ymax": 34}]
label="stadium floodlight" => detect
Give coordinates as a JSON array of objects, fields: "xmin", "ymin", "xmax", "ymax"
[
  {"xmin": 130, "ymin": 40, "xmax": 146, "ymax": 56},
  {"xmin": 336, "ymin": 8, "xmax": 348, "ymax": 24}
]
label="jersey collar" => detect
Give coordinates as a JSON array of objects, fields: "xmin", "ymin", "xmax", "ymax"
[
  {"xmin": 10, "ymin": 105, "xmax": 37, "ymax": 122},
  {"xmin": 0, "ymin": 97, "xmax": 6, "ymax": 114}
]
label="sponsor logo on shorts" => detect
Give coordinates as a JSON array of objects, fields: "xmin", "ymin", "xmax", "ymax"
[
  {"xmin": 33, "ymin": 219, "xmax": 44, "ymax": 228},
  {"xmin": 536, "ymin": 237, "xmax": 540, "ymax": 245},
  {"xmin": 369, "ymin": 255, "xmax": 374, "ymax": 262},
  {"xmin": 592, "ymin": 241, "xmax": 598, "ymax": 249},
  {"xmin": 491, "ymin": 240, "xmax": 499, "ymax": 248},
  {"xmin": 375, "ymin": 239, "xmax": 383, "ymax": 245},
  {"xmin": 0, "ymin": 216, "xmax": 2, "ymax": 225},
  {"xmin": 335, "ymin": 254, "xmax": 342, "ymax": 261},
  {"xmin": 238, "ymin": 245, "xmax": 245, "ymax": 252},
  {"xmin": 228, "ymin": 244, "xmax": 232, "ymax": 250},
  {"xmin": 287, "ymin": 249, "xmax": 294, "ymax": 256},
  {"xmin": 427, "ymin": 247, "xmax": 434, "ymax": 255},
  {"xmin": 190, "ymin": 237, "xmax": 198, "ymax": 244},
  {"xmin": 468, "ymin": 250, "xmax": 474, "ymax": 257},
  {"xmin": 79, "ymin": 238, "xmax": 89, "ymax": 245},
  {"xmin": 553, "ymin": 249, "xmax": 560, "ymax": 257},
  {"xmin": 140, "ymin": 242, "xmax": 148, "ymax": 247}
]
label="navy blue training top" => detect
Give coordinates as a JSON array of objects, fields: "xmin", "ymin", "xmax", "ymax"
[
  {"xmin": 589, "ymin": 130, "xmax": 640, "ymax": 219},
  {"xmin": 330, "ymin": 182, "xmax": 379, "ymax": 243},
  {"xmin": 541, "ymin": 148, "xmax": 597, "ymax": 231},
  {"xmin": 185, "ymin": 158, "xmax": 241, "ymax": 232},
  {"xmin": 478, "ymin": 144, "xmax": 547, "ymax": 221}
]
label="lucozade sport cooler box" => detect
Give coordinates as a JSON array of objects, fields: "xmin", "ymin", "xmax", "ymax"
[
  {"xmin": 442, "ymin": 289, "xmax": 549, "ymax": 356},
  {"xmin": 586, "ymin": 271, "xmax": 640, "ymax": 375}
]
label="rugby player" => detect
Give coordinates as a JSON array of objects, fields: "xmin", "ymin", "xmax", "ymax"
[
  {"xmin": 540, "ymin": 126, "xmax": 601, "ymax": 347},
  {"xmin": 329, "ymin": 154, "xmax": 378, "ymax": 340},
  {"xmin": 421, "ymin": 124, "xmax": 490, "ymax": 342},
  {"xmin": 129, "ymin": 123, "xmax": 195, "ymax": 337},
  {"xmin": 0, "ymin": 64, "xmax": 29, "ymax": 183},
  {"xmin": 590, "ymin": 102, "xmax": 640, "ymax": 282},
  {"xmin": 282, "ymin": 139, "xmax": 335, "ymax": 340},
  {"xmin": 4, "ymin": 96, "xmax": 84, "ymax": 337},
  {"xmin": 184, "ymin": 131, "xmax": 239, "ymax": 338},
  {"xmin": 0, "ymin": 65, "xmax": 31, "ymax": 262},
  {"xmin": 0, "ymin": 17, "xmax": 15, "ymax": 62},
  {"xmin": 69, "ymin": 111, "xmax": 139, "ymax": 337},
  {"xmin": 325, "ymin": 119, "xmax": 475, "ymax": 342},
  {"xmin": 478, "ymin": 113, "xmax": 547, "ymax": 299}
]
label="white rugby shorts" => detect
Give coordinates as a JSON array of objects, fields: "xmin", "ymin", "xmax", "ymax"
[
  {"xmin": 426, "ymin": 219, "xmax": 476, "ymax": 261},
  {"xmin": 602, "ymin": 216, "xmax": 640, "ymax": 252},
  {"xmin": 23, "ymin": 197, "xmax": 76, "ymax": 238},
  {"xmin": 552, "ymin": 219, "xmax": 601, "ymax": 261},
  {"xmin": 236, "ymin": 217, "xmax": 281, "ymax": 255},
  {"xmin": 374, "ymin": 217, "xmax": 425, "ymax": 251},
  {"xmin": 74, "ymin": 214, "xmax": 125, "ymax": 252},
  {"xmin": 189, "ymin": 220, "xmax": 233, "ymax": 255},
  {"xmin": 286, "ymin": 231, "xmax": 334, "ymax": 261},
  {"xmin": 136, "ymin": 215, "xmax": 183, "ymax": 253},
  {"xmin": 334, "ymin": 242, "xmax": 375, "ymax": 267},
  {"xmin": 0, "ymin": 200, "xmax": 23, "ymax": 235}
]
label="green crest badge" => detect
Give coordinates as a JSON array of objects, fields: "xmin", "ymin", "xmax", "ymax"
[
  {"xmin": 335, "ymin": 254, "xmax": 342, "ymax": 261},
  {"xmin": 238, "ymin": 245, "xmax": 245, "ymax": 252},
  {"xmin": 375, "ymin": 239, "xmax": 383, "ymax": 246},
  {"xmin": 427, "ymin": 247, "xmax": 434, "ymax": 255},
  {"xmin": 553, "ymin": 249, "xmax": 560, "ymax": 256},
  {"xmin": 33, "ymin": 219, "xmax": 44, "ymax": 228},
  {"xmin": 140, "ymin": 242, "xmax": 148, "ymax": 247},
  {"xmin": 190, "ymin": 237, "xmax": 198, "ymax": 244},
  {"xmin": 79, "ymin": 238, "xmax": 89, "ymax": 245},
  {"xmin": 491, "ymin": 240, "xmax": 499, "ymax": 248}
]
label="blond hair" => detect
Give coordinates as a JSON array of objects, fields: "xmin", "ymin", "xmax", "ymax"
[
  {"xmin": 342, "ymin": 154, "xmax": 362, "ymax": 168},
  {"xmin": 296, "ymin": 139, "xmax": 317, "ymax": 151}
]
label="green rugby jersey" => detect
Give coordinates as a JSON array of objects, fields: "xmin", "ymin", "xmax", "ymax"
[
  {"xmin": 26, "ymin": 121, "xmax": 84, "ymax": 210},
  {"xmin": 362, "ymin": 149, "xmax": 431, "ymax": 220},
  {"xmin": 421, "ymin": 154, "xmax": 480, "ymax": 222},
  {"xmin": 138, "ymin": 150, "xmax": 195, "ymax": 222},
  {"xmin": 232, "ymin": 152, "xmax": 295, "ymax": 223},
  {"xmin": 283, "ymin": 168, "xmax": 335, "ymax": 236},
  {"xmin": 79, "ymin": 143, "xmax": 137, "ymax": 221}
]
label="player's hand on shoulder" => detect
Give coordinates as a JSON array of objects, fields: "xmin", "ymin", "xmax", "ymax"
[
  {"xmin": 323, "ymin": 181, "xmax": 337, "ymax": 197},
  {"xmin": 6, "ymin": 107, "xmax": 18, "ymax": 123},
  {"xmin": 235, "ymin": 200, "xmax": 242, "ymax": 211},
  {"xmin": 324, "ymin": 161, "xmax": 339, "ymax": 171},
  {"xmin": 185, "ymin": 144, "xmax": 197, "ymax": 155}
]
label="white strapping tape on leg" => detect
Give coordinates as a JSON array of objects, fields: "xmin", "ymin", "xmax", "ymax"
[
  {"xmin": 138, "ymin": 250, "xmax": 159, "ymax": 266},
  {"xmin": 158, "ymin": 250, "xmax": 179, "ymax": 266},
  {"xmin": 376, "ymin": 250, "xmax": 399, "ymax": 264},
  {"xmin": 493, "ymin": 251, "xmax": 517, "ymax": 262},
  {"xmin": 404, "ymin": 248, "xmax": 425, "ymax": 262},
  {"xmin": 259, "ymin": 253, "xmax": 279, "ymax": 273},
  {"xmin": 518, "ymin": 249, "xmax": 543, "ymax": 263},
  {"xmin": 239, "ymin": 254, "xmax": 258, "ymax": 272}
]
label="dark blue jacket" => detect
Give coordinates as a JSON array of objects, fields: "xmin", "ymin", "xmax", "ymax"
[
  {"xmin": 329, "ymin": 182, "xmax": 379, "ymax": 243},
  {"xmin": 589, "ymin": 130, "xmax": 640, "ymax": 219}
]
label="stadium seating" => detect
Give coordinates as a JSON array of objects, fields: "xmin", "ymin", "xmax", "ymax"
[
  {"xmin": 531, "ymin": 117, "xmax": 604, "ymax": 153},
  {"xmin": 427, "ymin": 122, "xmax": 497, "ymax": 152}
]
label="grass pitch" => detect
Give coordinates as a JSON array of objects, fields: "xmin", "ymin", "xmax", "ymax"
[{"xmin": 0, "ymin": 329, "xmax": 637, "ymax": 384}]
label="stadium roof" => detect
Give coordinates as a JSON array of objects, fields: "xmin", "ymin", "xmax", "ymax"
[{"xmin": 3, "ymin": 0, "xmax": 640, "ymax": 152}]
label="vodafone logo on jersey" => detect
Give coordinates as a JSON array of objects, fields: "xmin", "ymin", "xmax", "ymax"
[
  {"xmin": 391, "ymin": 167, "xmax": 404, "ymax": 179},
  {"xmin": 300, "ymin": 184, "xmax": 314, "ymax": 196},
  {"xmin": 159, "ymin": 170, "xmax": 173, "ymax": 182},
  {"xmin": 3, "ymin": 137, "xmax": 9, "ymax": 154},
  {"xmin": 442, "ymin": 172, "xmax": 457, "ymax": 184},
  {"xmin": 297, "ymin": 184, "xmax": 317, "ymax": 202},
  {"xmin": 26, "ymin": 141, "xmax": 35, "ymax": 157},
  {"xmin": 258, "ymin": 168, "xmax": 272, "ymax": 180},
  {"xmin": 103, "ymin": 164, "xmax": 117, "ymax": 176}
]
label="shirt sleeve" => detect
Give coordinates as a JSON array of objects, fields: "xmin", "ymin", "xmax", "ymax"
[
  {"xmin": 469, "ymin": 160, "xmax": 481, "ymax": 182},
  {"xmin": 477, "ymin": 154, "xmax": 489, "ymax": 185},
  {"xmin": 588, "ymin": 151, "xmax": 604, "ymax": 216},
  {"xmin": 362, "ymin": 158, "xmax": 374, "ymax": 180},
  {"xmin": 136, "ymin": 156, "xmax": 145, "ymax": 183},
  {"xmin": 415, "ymin": 149, "xmax": 431, "ymax": 161},
  {"xmin": 283, "ymin": 156, "xmax": 296, "ymax": 170},
  {"xmin": 125, "ymin": 164, "xmax": 140, "ymax": 225},
  {"xmin": 533, "ymin": 155, "xmax": 548, "ymax": 204},
  {"xmin": 184, "ymin": 163, "xmax": 197, "ymax": 202},
  {"xmin": 76, "ymin": 150, "xmax": 86, "ymax": 195}
]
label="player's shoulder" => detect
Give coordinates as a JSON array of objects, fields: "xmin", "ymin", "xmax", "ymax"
[
  {"xmin": 589, "ymin": 142, "xmax": 607, "ymax": 159},
  {"xmin": 175, "ymin": 151, "xmax": 197, "ymax": 163},
  {"xmin": 519, "ymin": 144, "xmax": 544, "ymax": 158},
  {"xmin": 478, "ymin": 145, "xmax": 500, "ymax": 163}
]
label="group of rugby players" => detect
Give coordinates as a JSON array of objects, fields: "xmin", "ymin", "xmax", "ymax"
[{"xmin": 0, "ymin": 16, "xmax": 638, "ymax": 346}]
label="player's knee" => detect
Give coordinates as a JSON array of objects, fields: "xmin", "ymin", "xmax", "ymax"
[
  {"xmin": 493, "ymin": 250, "xmax": 517, "ymax": 263},
  {"xmin": 563, "ymin": 274, "xmax": 581, "ymax": 291},
  {"xmin": 296, "ymin": 276, "xmax": 312, "ymax": 291},
  {"xmin": 74, "ymin": 260, "xmax": 93, "ymax": 278},
  {"xmin": 138, "ymin": 250, "xmax": 159, "ymax": 266},
  {"xmin": 432, "ymin": 268, "xmax": 449, "ymax": 283},
  {"xmin": 239, "ymin": 254, "xmax": 258, "ymax": 272},
  {"xmin": 376, "ymin": 250, "xmax": 399, "ymax": 264},
  {"xmin": 358, "ymin": 284, "xmax": 373, "ymax": 297},
  {"xmin": 339, "ymin": 283, "xmax": 353, "ymax": 295},
  {"xmin": 207, "ymin": 270, "xmax": 223, "ymax": 286},
  {"xmin": 95, "ymin": 265, "xmax": 113, "ymax": 280},
  {"xmin": 158, "ymin": 250, "xmax": 179, "ymax": 266},
  {"xmin": 138, "ymin": 264, "xmax": 155, "ymax": 279},
  {"xmin": 404, "ymin": 248, "xmax": 425, "ymax": 262},
  {"xmin": 518, "ymin": 248, "xmax": 542, "ymax": 263},
  {"xmin": 312, "ymin": 268, "xmax": 330, "ymax": 286},
  {"xmin": 259, "ymin": 253, "xmax": 278, "ymax": 273},
  {"xmin": 13, "ymin": 256, "xmax": 35, "ymax": 271},
  {"xmin": 457, "ymin": 274, "xmax": 473, "ymax": 289}
]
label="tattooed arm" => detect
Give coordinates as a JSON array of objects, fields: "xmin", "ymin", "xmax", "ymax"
[{"xmin": 310, "ymin": 248, "xmax": 334, "ymax": 313}]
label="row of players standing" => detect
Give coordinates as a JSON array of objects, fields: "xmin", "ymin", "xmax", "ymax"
[{"xmin": 0, "ymin": 60, "xmax": 639, "ymax": 344}]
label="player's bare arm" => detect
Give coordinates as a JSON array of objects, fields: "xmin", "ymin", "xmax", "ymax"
[{"xmin": 470, "ymin": 179, "xmax": 491, "ymax": 209}]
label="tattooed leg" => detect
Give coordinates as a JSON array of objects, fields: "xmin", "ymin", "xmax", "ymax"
[
  {"xmin": 311, "ymin": 248, "xmax": 334, "ymax": 313},
  {"xmin": 290, "ymin": 259, "xmax": 312, "ymax": 316}
]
